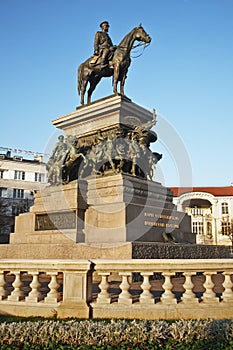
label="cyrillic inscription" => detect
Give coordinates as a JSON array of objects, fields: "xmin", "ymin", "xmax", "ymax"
[{"xmin": 144, "ymin": 211, "xmax": 180, "ymax": 229}]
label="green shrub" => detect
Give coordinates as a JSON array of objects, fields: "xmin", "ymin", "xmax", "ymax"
[{"xmin": 0, "ymin": 318, "xmax": 233, "ymax": 349}]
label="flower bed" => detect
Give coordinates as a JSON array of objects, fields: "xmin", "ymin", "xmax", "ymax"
[{"xmin": 0, "ymin": 318, "xmax": 233, "ymax": 349}]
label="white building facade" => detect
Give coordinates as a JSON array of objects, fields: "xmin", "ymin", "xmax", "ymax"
[
  {"xmin": 170, "ymin": 186, "xmax": 233, "ymax": 245},
  {"xmin": 0, "ymin": 151, "xmax": 47, "ymax": 242}
]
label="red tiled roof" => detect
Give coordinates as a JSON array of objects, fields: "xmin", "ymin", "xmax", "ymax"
[{"xmin": 170, "ymin": 186, "xmax": 233, "ymax": 197}]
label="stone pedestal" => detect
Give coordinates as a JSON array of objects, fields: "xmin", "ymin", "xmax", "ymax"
[
  {"xmin": 1, "ymin": 94, "xmax": 196, "ymax": 259},
  {"xmin": 85, "ymin": 173, "xmax": 193, "ymax": 244},
  {"xmin": 53, "ymin": 94, "xmax": 153, "ymax": 139},
  {"xmin": 11, "ymin": 180, "xmax": 87, "ymax": 245}
]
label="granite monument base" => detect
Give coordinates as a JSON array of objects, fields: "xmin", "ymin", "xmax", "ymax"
[
  {"xmin": 3, "ymin": 94, "xmax": 230, "ymax": 259},
  {"xmin": 0, "ymin": 178, "xmax": 229, "ymax": 259},
  {"xmin": 85, "ymin": 173, "xmax": 194, "ymax": 244}
]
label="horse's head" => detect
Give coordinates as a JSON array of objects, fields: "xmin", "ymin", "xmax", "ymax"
[{"xmin": 134, "ymin": 25, "xmax": 151, "ymax": 44}]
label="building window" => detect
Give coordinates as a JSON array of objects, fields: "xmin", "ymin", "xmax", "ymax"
[
  {"xmin": 222, "ymin": 202, "xmax": 229, "ymax": 215},
  {"xmin": 34, "ymin": 172, "xmax": 44, "ymax": 182},
  {"xmin": 192, "ymin": 221, "xmax": 203, "ymax": 235},
  {"xmin": 14, "ymin": 170, "xmax": 25, "ymax": 180},
  {"xmin": 221, "ymin": 221, "xmax": 231, "ymax": 235},
  {"xmin": 0, "ymin": 187, "xmax": 7, "ymax": 198},
  {"xmin": 13, "ymin": 189, "xmax": 24, "ymax": 199},
  {"xmin": 0, "ymin": 170, "xmax": 4, "ymax": 179}
]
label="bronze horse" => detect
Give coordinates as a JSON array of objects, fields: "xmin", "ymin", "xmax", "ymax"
[{"xmin": 77, "ymin": 25, "xmax": 151, "ymax": 105}]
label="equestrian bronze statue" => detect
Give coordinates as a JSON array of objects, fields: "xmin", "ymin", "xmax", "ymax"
[{"xmin": 77, "ymin": 24, "xmax": 151, "ymax": 105}]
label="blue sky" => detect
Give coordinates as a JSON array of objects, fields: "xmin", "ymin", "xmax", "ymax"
[{"xmin": 0, "ymin": 0, "xmax": 232, "ymax": 187}]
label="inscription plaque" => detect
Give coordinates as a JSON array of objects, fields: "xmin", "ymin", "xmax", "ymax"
[
  {"xmin": 144, "ymin": 211, "xmax": 180, "ymax": 229},
  {"xmin": 35, "ymin": 211, "xmax": 76, "ymax": 231}
]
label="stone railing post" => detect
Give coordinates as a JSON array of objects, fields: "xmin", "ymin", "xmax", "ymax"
[
  {"xmin": 58, "ymin": 262, "xmax": 92, "ymax": 318},
  {"xmin": 118, "ymin": 272, "xmax": 132, "ymax": 304},
  {"xmin": 202, "ymin": 272, "xmax": 219, "ymax": 303},
  {"xmin": 140, "ymin": 272, "xmax": 154, "ymax": 304},
  {"xmin": 7, "ymin": 271, "xmax": 24, "ymax": 301},
  {"xmin": 160, "ymin": 272, "xmax": 176, "ymax": 304},
  {"xmin": 222, "ymin": 272, "xmax": 233, "ymax": 302},
  {"xmin": 96, "ymin": 272, "xmax": 111, "ymax": 304},
  {"xmin": 182, "ymin": 272, "xmax": 198, "ymax": 304},
  {"xmin": 0, "ymin": 272, "xmax": 7, "ymax": 301},
  {"xmin": 44, "ymin": 272, "xmax": 59, "ymax": 303},
  {"xmin": 62, "ymin": 273, "xmax": 91, "ymax": 303},
  {"xmin": 25, "ymin": 272, "xmax": 42, "ymax": 302}
]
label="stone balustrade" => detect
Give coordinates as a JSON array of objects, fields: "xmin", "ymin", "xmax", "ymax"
[
  {"xmin": 0, "ymin": 259, "xmax": 233, "ymax": 319},
  {"xmin": 91, "ymin": 259, "xmax": 233, "ymax": 319},
  {"xmin": 0, "ymin": 259, "xmax": 92, "ymax": 318}
]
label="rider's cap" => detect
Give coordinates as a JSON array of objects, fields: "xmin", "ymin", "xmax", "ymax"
[{"xmin": 100, "ymin": 21, "xmax": 109, "ymax": 28}]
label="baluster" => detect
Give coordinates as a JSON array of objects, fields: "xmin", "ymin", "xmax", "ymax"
[
  {"xmin": 0, "ymin": 271, "xmax": 7, "ymax": 300},
  {"xmin": 26, "ymin": 272, "xmax": 42, "ymax": 302},
  {"xmin": 202, "ymin": 272, "xmax": 219, "ymax": 303},
  {"xmin": 182, "ymin": 272, "xmax": 198, "ymax": 304},
  {"xmin": 140, "ymin": 272, "xmax": 154, "ymax": 304},
  {"xmin": 160, "ymin": 272, "xmax": 176, "ymax": 304},
  {"xmin": 96, "ymin": 273, "xmax": 111, "ymax": 304},
  {"xmin": 8, "ymin": 271, "xmax": 24, "ymax": 301},
  {"xmin": 44, "ymin": 272, "xmax": 59, "ymax": 303},
  {"xmin": 222, "ymin": 272, "xmax": 233, "ymax": 302},
  {"xmin": 118, "ymin": 272, "xmax": 132, "ymax": 304}
]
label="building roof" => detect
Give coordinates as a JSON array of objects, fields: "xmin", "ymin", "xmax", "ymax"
[
  {"xmin": 0, "ymin": 154, "xmax": 44, "ymax": 164},
  {"xmin": 170, "ymin": 186, "xmax": 233, "ymax": 197}
]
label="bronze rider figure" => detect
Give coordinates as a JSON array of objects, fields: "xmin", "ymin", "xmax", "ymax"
[{"xmin": 91, "ymin": 21, "xmax": 115, "ymax": 69}]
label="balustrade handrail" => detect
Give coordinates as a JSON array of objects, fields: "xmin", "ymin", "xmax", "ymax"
[
  {"xmin": 91, "ymin": 258, "xmax": 233, "ymax": 272},
  {"xmin": 0, "ymin": 258, "xmax": 233, "ymax": 273},
  {"xmin": 0, "ymin": 259, "xmax": 91, "ymax": 272}
]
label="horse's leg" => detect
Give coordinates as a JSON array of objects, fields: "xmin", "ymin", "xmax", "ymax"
[
  {"xmin": 113, "ymin": 64, "xmax": 120, "ymax": 94},
  {"xmin": 80, "ymin": 89, "xmax": 84, "ymax": 106},
  {"xmin": 78, "ymin": 64, "xmax": 86, "ymax": 106},
  {"xmin": 81, "ymin": 78, "xmax": 89, "ymax": 105},
  {"xmin": 120, "ymin": 74, "xmax": 127, "ymax": 95},
  {"xmin": 87, "ymin": 76, "xmax": 101, "ymax": 104}
]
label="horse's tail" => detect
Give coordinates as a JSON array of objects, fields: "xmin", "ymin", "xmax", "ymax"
[{"xmin": 77, "ymin": 63, "xmax": 83, "ymax": 95}]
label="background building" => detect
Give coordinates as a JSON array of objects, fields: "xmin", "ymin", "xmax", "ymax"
[
  {"xmin": 0, "ymin": 148, "xmax": 47, "ymax": 243},
  {"xmin": 170, "ymin": 186, "xmax": 233, "ymax": 246}
]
